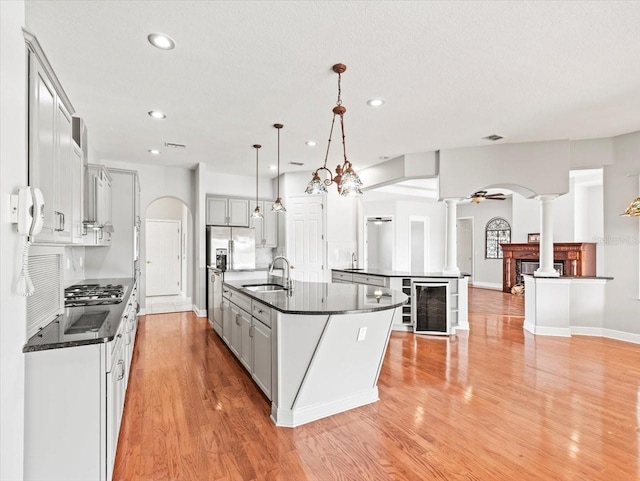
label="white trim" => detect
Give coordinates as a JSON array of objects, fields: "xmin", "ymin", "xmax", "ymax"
[
  {"xmin": 192, "ymin": 306, "xmax": 206, "ymax": 317},
  {"xmin": 364, "ymin": 215, "xmax": 395, "ymax": 270},
  {"xmin": 408, "ymin": 216, "xmax": 429, "ymax": 273},
  {"xmin": 470, "ymin": 281, "xmax": 502, "ymax": 290},
  {"xmin": 570, "ymin": 326, "xmax": 640, "ymax": 345},
  {"xmin": 271, "ymin": 388, "xmax": 379, "ymax": 428},
  {"xmin": 454, "ymin": 322, "xmax": 470, "ymax": 332},
  {"xmin": 523, "ymin": 320, "xmax": 571, "ymax": 337},
  {"xmin": 456, "ymin": 216, "xmax": 474, "ymax": 281},
  {"xmin": 570, "ymin": 326, "xmax": 604, "ymax": 337},
  {"xmin": 138, "ymin": 308, "xmax": 148, "ymax": 316}
]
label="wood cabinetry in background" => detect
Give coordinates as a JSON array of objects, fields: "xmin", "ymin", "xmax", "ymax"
[{"xmin": 501, "ymin": 242, "xmax": 597, "ymax": 292}]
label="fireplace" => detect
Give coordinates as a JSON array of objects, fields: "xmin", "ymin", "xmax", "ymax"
[
  {"xmin": 516, "ymin": 260, "xmax": 564, "ymax": 285},
  {"xmin": 412, "ymin": 282, "xmax": 449, "ymax": 335}
]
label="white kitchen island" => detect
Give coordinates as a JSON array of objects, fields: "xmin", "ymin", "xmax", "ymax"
[{"xmin": 221, "ymin": 277, "xmax": 408, "ymax": 427}]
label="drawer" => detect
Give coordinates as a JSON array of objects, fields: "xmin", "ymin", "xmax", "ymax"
[
  {"xmin": 228, "ymin": 288, "xmax": 252, "ymax": 313},
  {"xmin": 332, "ymin": 271, "xmax": 353, "ymax": 282},
  {"xmin": 252, "ymin": 301, "xmax": 271, "ymax": 327},
  {"xmin": 352, "ymin": 273, "xmax": 388, "ymax": 287},
  {"xmin": 222, "ymin": 285, "xmax": 232, "ymax": 300}
]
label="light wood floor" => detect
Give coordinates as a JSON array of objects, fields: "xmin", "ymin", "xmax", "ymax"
[{"xmin": 114, "ymin": 288, "xmax": 640, "ymax": 480}]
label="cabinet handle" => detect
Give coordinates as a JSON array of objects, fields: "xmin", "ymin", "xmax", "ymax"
[
  {"xmin": 54, "ymin": 212, "xmax": 62, "ymax": 231},
  {"xmin": 117, "ymin": 360, "xmax": 125, "ymax": 380},
  {"xmin": 249, "ymin": 324, "xmax": 254, "ymax": 338},
  {"xmin": 235, "ymin": 314, "xmax": 240, "ymax": 325},
  {"xmin": 257, "ymin": 309, "xmax": 263, "ymax": 314},
  {"xmin": 60, "ymin": 213, "xmax": 65, "ymax": 232}
]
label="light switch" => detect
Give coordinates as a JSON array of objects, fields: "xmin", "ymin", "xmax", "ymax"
[{"xmin": 357, "ymin": 327, "xmax": 367, "ymax": 341}]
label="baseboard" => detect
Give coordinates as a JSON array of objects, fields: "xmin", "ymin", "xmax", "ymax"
[
  {"xmin": 392, "ymin": 324, "xmax": 413, "ymax": 332},
  {"xmin": 571, "ymin": 326, "xmax": 640, "ymax": 345},
  {"xmin": 523, "ymin": 319, "xmax": 571, "ymax": 337},
  {"xmin": 138, "ymin": 308, "xmax": 148, "ymax": 316},
  {"xmin": 192, "ymin": 306, "xmax": 207, "ymax": 317},
  {"xmin": 454, "ymin": 322, "xmax": 470, "ymax": 332},
  {"xmin": 470, "ymin": 281, "xmax": 502, "ymax": 291},
  {"xmin": 271, "ymin": 388, "xmax": 379, "ymax": 428},
  {"xmin": 570, "ymin": 326, "xmax": 604, "ymax": 337}
]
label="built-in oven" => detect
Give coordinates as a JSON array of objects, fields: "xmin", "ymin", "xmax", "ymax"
[
  {"xmin": 412, "ymin": 282, "xmax": 450, "ymax": 335},
  {"xmin": 207, "ymin": 267, "xmax": 223, "ymax": 335}
]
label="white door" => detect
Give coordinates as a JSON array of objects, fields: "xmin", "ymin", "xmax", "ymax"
[
  {"xmin": 287, "ymin": 195, "xmax": 325, "ymax": 282},
  {"xmin": 457, "ymin": 218, "xmax": 473, "ymax": 280},
  {"xmin": 146, "ymin": 219, "xmax": 181, "ymax": 296}
]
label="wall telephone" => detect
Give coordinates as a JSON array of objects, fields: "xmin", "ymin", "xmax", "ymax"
[{"xmin": 11, "ymin": 186, "xmax": 45, "ymax": 237}]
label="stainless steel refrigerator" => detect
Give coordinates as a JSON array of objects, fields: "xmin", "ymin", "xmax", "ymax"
[{"xmin": 206, "ymin": 226, "xmax": 256, "ymax": 270}]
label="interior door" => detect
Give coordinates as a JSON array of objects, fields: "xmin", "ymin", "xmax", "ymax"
[
  {"xmin": 457, "ymin": 218, "xmax": 473, "ymax": 280},
  {"xmin": 287, "ymin": 195, "xmax": 325, "ymax": 282},
  {"xmin": 146, "ymin": 219, "xmax": 181, "ymax": 296}
]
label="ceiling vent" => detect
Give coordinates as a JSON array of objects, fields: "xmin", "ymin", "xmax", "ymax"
[
  {"xmin": 164, "ymin": 142, "xmax": 187, "ymax": 149},
  {"xmin": 289, "ymin": 161, "xmax": 304, "ymax": 166},
  {"xmin": 482, "ymin": 134, "xmax": 504, "ymax": 141}
]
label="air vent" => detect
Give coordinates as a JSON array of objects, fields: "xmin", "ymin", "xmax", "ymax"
[
  {"xmin": 482, "ymin": 134, "xmax": 504, "ymax": 141},
  {"xmin": 289, "ymin": 161, "xmax": 304, "ymax": 166},
  {"xmin": 164, "ymin": 142, "xmax": 187, "ymax": 149}
]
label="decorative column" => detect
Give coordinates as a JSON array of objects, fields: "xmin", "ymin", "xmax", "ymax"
[
  {"xmin": 534, "ymin": 195, "xmax": 559, "ymax": 277},
  {"xmin": 442, "ymin": 198, "xmax": 460, "ymax": 275}
]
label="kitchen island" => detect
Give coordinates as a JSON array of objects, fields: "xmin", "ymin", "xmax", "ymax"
[{"xmin": 220, "ymin": 276, "xmax": 407, "ymax": 427}]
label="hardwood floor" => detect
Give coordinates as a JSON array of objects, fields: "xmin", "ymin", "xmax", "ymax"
[{"xmin": 114, "ymin": 288, "xmax": 640, "ymax": 480}]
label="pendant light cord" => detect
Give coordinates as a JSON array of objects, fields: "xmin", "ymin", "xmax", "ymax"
[{"xmin": 277, "ymin": 127, "xmax": 281, "ymax": 198}]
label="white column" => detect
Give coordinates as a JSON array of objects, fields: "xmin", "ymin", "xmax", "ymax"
[
  {"xmin": 442, "ymin": 198, "xmax": 460, "ymax": 275},
  {"xmin": 535, "ymin": 195, "xmax": 559, "ymax": 277}
]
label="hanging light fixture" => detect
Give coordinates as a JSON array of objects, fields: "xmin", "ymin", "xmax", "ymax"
[
  {"xmin": 621, "ymin": 197, "xmax": 640, "ymax": 216},
  {"xmin": 251, "ymin": 144, "xmax": 263, "ymax": 219},
  {"xmin": 272, "ymin": 123, "xmax": 286, "ymax": 213},
  {"xmin": 306, "ymin": 63, "xmax": 363, "ymax": 196}
]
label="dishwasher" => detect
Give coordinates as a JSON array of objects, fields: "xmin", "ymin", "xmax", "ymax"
[{"xmin": 207, "ymin": 267, "xmax": 223, "ymax": 336}]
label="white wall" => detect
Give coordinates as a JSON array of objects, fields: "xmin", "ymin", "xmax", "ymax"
[
  {"xmin": 603, "ymin": 131, "xmax": 640, "ymax": 336},
  {"xmin": 458, "ymin": 197, "xmax": 513, "ymax": 287},
  {"xmin": 206, "ymin": 170, "xmax": 274, "ymax": 199},
  {"xmin": 0, "ymin": 2, "xmax": 27, "ymax": 478}
]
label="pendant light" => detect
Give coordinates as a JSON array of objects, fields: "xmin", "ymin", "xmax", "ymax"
[
  {"xmin": 272, "ymin": 123, "xmax": 286, "ymax": 213},
  {"xmin": 306, "ymin": 63, "xmax": 363, "ymax": 196},
  {"xmin": 251, "ymin": 144, "xmax": 263, "ymax": 219}
]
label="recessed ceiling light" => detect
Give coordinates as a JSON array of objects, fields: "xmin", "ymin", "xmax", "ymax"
[
  {"xmin": 269, "ymin": 165, "xmax": 277, "ymax": 170},
  {"xmin": 148, "ymin": 33, "xmax": 175, "ymax": 50},
  {"xmin": 367, "ymin": 98, "xmax": 385, "ymax": 107},
  {"xmin": 148, "ymin": 110, "xmax": 166, "ymax": 119},
  {"xmin": 482, "ymin": 134, "xmax": 504, "ymax": 141},
  {"xmin": 305, "ymin": 140, "xmax": 317, "ymax": 147},
  {"xmin": 148, "ymin": 149, "xmax": 160, "ymax": 155}
]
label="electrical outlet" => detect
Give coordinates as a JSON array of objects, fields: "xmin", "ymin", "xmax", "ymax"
[{"xmin": 357, "ymin": 327, "xmax": 367, "ymax": 341}]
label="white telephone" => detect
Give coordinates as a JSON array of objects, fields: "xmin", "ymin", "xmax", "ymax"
[{"xmin": 13, "ymin": 187, "xmax": 45, "ymax": 236}]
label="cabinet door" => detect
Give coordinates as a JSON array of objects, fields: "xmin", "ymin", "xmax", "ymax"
[
  {"xmin": 54, "ymin": 98, "xmax": 73, "ymax": 243},
  {"xmin": 106, "ymin": 349, "xmax": 125, "ymax": 481},
  {"xmin": 228, "ymin": 198, "xmax": 249, "ymax": 227},
  {"xmin": 206, "ymin": 197, "xmax": 228, "ymax": 225},
  {"xmin": 222, "ymin": 297, "xmax": 232, "ymax": 346},
  {"xmin": 71, "ymin": 146, "xmax": 84, "ymax": 244},
  {"xmin": 249, "ymin": 200, "xmax": 264, "ymax": 245},
  {"xmin": 240, "ymin": 310, "xmax": 252, "ymax": 371},
  {"xmin": 102, "ymin": 175, "xmax": 113, "ymax": 245},
  {"xmin": 230, "ymin": 305, "xmax": 242, "ymax": 358},
  {"xmin": 263, "ymin": 204, "xmax": 278, "ymax": 247},
  {"xmin": 28, "ymin": 53, "xmax": 58, "ymax": 243},
  {"xmin": 252, "ymin": 319, "xmax": 272, "ymax": 399}
]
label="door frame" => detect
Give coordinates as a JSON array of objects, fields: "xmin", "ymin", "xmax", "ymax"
[
  {"xmin": 363, "ymin": 215, "xmax": 395, "ymax": 270},
  {"xmin": 456, "ymin": 216, "xmax": 474, "ymax": 282},
  {"xmin": 145, "ymin": 218, "xmax": 182, "ymax": 296}
]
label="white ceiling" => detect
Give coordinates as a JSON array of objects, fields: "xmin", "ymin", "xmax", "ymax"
[{"xmin": 25, "ymin": 1, "xmax": 640, "ymax": 179}]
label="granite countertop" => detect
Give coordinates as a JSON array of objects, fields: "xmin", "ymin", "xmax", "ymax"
[
  {"xmin": 331, "ymin": 267, "xmax": 468, "ymax": 278},
  {"xmin": 23, "ymin": 277, "xmax": 135, "ymax": 353},
  {"xmin": 523, "ymin": 274, "xmax": 614, "ymax": 280},
  {"xmin": 224, "ymin": 275, "xmax": 408, "ymax": 315}
]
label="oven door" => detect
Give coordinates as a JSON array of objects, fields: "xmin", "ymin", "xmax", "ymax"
[{"xmin": 412, "ymin": 282, "xmax": 450, "ymax": 335}]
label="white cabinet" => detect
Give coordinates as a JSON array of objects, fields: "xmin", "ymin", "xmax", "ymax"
[
  {"xmin": 239, "ymin": 308, "xmax": 252, "ymax": 371},
  {"xmin": 249, "ymin": 200, "xmax": 278, "ymax": 247},
  {"xmin": 106, "ymin": 327, "xmax": 126, "ymax": 481},
  {"xmin": 27, "ymin": 43, "xmax": 78, "ymax": 245},
  {"xmin": 251, "ymin": 316, "xmax": 272, "ymax": 399},
  {"xmin": 84, "ymin": 165, "xmax": 113, "ymax": 246},
  {"xmin": 222, "ymin": 293, "xmax": 232, "ymax": 346},
  {"xmin": 206, "ymin": 196, "xmax": 249, "ymax": 226},
  {"xmin": 230, "ymin": 304, "xmax": 242, "ymax": 357}
]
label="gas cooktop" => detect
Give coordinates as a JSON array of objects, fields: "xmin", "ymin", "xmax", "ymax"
[{"xmin": 64, "ymin": 283, "xmax": 127, "ymax": 307}]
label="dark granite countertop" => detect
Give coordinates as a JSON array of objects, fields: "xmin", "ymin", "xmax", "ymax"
[
  {"xmin": 523, "ymin": 274, "xmax": 614, "ymax": 280},
  {"xmin": 23, "ymin": 278, "xmax": 135, "ymax": 353},
  {"xmin": 224, "ymin": 275, "xmax": 408, "ymax": 315},
  {"xmin": 331, "ymin": 267, "xmax": 468, "ymax": 279}
]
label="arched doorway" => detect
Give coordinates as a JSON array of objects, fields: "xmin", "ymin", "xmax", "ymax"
[{"xmin": 145, "ymin": 197, "xmax": 193, "ymax": 314}]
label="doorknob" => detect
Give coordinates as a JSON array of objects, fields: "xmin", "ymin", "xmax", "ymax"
[{"xmin": 146, "ymin": 261, "xmax": 151, "ymax": 264}]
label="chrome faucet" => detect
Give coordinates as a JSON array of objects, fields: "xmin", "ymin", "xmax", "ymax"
[
  {"xmin": 351, "ymin": 252, "xmax": 357, "ymax": 269},
  {"xmin": 270, "ymin": 256, "xmax": 293, "ymax": 290}
]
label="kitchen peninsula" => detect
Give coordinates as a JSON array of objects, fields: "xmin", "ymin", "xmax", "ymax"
[{"xmin": 219, "ymin": 276, "xmax": 407, "ymax": 427}]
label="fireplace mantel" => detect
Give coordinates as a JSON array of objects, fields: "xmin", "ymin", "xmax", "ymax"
[{"xmin": 500, "ymin": 242, "xmax": 596, "ymax": 293}]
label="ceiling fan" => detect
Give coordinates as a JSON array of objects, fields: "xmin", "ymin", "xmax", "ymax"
[{"xmin": 468, "ymin": 190, "xmax": 507, "ymax": 203}]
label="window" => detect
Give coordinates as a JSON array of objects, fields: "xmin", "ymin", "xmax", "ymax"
[{"xmin": 485, "ymin": 217, "xmax": 511, "ymax": 259}]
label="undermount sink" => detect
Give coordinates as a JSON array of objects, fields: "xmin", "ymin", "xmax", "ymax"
[{"xmin": 243, "ymin": 283, "xmax": 287, "ymax": 293}]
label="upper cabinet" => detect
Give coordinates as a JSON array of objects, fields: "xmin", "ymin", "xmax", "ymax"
[
  {"xmin": 206, "ymin": 196, "xmax": 249, "ymax": 227},
  {"xmin": 25, "ymin": 30, "xmax": 81, "ymax": 245},
  {"xmin": 84, "ymin": 164, "xmax": 113, "ymax": 246},
  {"xmin": 249, "ymin": 200, "xmax": 277, "ymax": 247}
]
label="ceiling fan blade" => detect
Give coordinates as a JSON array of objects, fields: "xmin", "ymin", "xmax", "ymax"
[
  {"xmin": 485, "ymin": 193, "xmax": 506, "ymax": 198},
  {"xmin": 486, "ymin": 197, "xmax": 506, "ymax": 200}
]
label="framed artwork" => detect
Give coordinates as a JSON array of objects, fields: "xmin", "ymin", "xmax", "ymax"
[{"xmin": 528, "ymin": 233, "xmax": 540, "ymax": 243}]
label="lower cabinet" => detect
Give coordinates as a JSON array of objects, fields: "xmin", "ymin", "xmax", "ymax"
[{"xmin": 218, "ymin": 287, "xmax": 272, "ymax": 400}]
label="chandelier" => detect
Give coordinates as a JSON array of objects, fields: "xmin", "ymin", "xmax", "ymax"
[
  {"xmin": 622, "ymin": 197, "xmax": 640, "ymax": 216},
  {"xmin": 251, "ymin": 144, "xmax": 263, "ymax": 219},
  {"xmin": 306, "ymin": 63, "xmax": 363, "ymax": 196}
]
